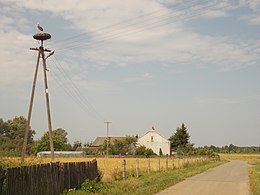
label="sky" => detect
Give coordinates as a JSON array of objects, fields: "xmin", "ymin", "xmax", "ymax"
[{"xmin": 0, "ymin": 0, "xmax": 259, "ymax": 147}]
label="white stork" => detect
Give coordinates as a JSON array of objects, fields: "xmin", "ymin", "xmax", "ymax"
[{"xmin": 37, "ymin": 23, "xmax": 44, "ymax": 31}]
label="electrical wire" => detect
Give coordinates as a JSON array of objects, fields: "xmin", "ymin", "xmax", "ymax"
[
  {"xmin": 56, "ymin": 1, "xmax": 232, "ymax": 52},
  {"xmin": 51, "ymin": 0, "xmax": 204, "ymax": 46},
  {"xmin": 48, "ymin": 57, "xmax": 106, "ymax": 122},
  {"xmin": 50, "ymin": 0, "xmax": 214, "ymax": 49}
]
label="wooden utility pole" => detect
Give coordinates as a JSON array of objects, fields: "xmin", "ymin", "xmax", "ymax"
[
  {"xmin": 21, "ymin": 31, "xmax": 55, "ymax": 163},
  {"xmin": 21, "ymin": 51, "xmax": 41, "ymax": 163},
  {"xmin": 104, "ymin": 121, "xmax": 112, "ymax": 158},
  {"xmin": 41, "ymin": 45, "xmax": 55, "ymax": 161}
]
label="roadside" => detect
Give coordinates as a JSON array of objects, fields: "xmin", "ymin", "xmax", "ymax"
[
  {"xmin": 63, "ymin": 160, "xmax": 224, "ymax": 195},
  {"xmin": 156, "ymin": 160, "xmax": 249, "ymax": 195},
  {"xmin": 220, "ymin": 153, "xmax": 260, "ymax": 195}
]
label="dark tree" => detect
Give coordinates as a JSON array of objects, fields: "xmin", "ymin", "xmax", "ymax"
[
  {"xmin": 169, "ymin": 123, "xmax": 190, "ymax": 151},
  {"xmin": 100, "ymin": 136, "xmax": 137, "ymax": 155},
  {"xmin": 72, "ymin": 140, "xmax": 82, "ymax": 151},
  {"xmin": 0, "ymin": 116, "xmax": 35, "ymax": 156},
  {"xmin": 111, "ymin": 136, "xmax": 137, "ymax": 155},
  {"xmin": 33, "ymin": 128, "xmax": 71, "ymax": 153},
  {"xmin": 159, "ymin": 148, "xmax": 163, "ymax": 156},
  {"xmin": 136, "ymin": 145, "xmax": 156, "ymax": 156}
]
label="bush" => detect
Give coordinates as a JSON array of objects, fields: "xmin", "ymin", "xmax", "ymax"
[
  {"xmin": 136, "ymin": 146, "xmax": 156, "ymax": 156},
  {"xmin": 63, "ymin": 178, "xmax": 107, "ymax": 194}
]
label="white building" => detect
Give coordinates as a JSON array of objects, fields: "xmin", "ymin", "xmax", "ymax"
[
  {"xmin": 37, "ymin": 151, "xmax": 85, "ymax": 157},
  {"xmin": 137, "ymin": 127, "xmax": 171, "ymax": 155}
]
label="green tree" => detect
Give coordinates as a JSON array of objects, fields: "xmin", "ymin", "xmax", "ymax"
[
  {"xmin": 100, "ymin": 136, "xmax": 137, "ymax": 155},
  {"xmin": 169, "ymin": 123, "xmax": 190, "ymax": 151},
  {"xmin": 72, "ymin": 140, "xmax": 82, "ymax": 151},
  {"xmin": 33, "ymin": 128, "xmax": 71, "ymax": 153},
  {"xmin": 0, "ymin": 116, "xmax": 35, "ymax": 156},
  {"xmin": 111, "ymin": 136, "xmax": 137, "ymax": 155},
  {"xmin": 159, "ymin": 148, "xmax": 163, "ymax": 156},
  {"xmin": 136, "ymin": 145, "xmax": 156, "ymax": 156}
]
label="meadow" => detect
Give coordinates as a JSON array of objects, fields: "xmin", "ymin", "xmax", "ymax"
[
  {"xmin": 62, "ymin": 159, "xmax": 223, "ymax": 194},
  {"xmin": 0, "ymin": 156, "xmax": 209, "ymax": 181},
  {"xmin": 0, "ymin": 156, "xmax": 224, "ymax": 194}
]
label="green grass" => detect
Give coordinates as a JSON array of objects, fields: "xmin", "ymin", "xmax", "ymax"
[
  {"xmin": 63, "ymin": 160, "xmax": 224, "ymax": 195},
  {"xmin": 250, "ymin": 160, "xmax": 260, "ymax": 195}
]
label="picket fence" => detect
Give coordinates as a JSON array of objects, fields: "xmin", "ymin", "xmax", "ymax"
[{"xmin": 0, "ymin": 160, "xmax": 98, "ymax": 195}]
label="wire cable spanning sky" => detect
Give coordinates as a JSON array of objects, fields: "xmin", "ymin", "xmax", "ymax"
[{"xmin": 0, "ymin": 0, "xmax": 259, "ymax": 146}]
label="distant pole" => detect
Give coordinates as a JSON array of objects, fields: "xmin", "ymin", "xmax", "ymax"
[
  {"xmin": 104, "ymin": 121, "xmax": 112, "ymax": 158},
  {"xmin": 21, "ymin": 29, "xmax": 55, "ymax": 162}
]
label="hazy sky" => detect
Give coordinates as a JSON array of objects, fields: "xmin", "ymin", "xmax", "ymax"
[{"xmin": 0, "ymin": 0, "xmax": 259, "ymax": 146}]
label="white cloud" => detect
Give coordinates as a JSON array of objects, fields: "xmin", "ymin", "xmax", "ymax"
[
  {"xmin": 0, "ymin": 0, "xmax": 259, "ymax": 92},
  {"xmin": 238, "ymin": 0, "xmax": 260, "ymax": 25},
  {"xmin": 0, "ymin": 30, "xmax": 35, "ymax": 89}
]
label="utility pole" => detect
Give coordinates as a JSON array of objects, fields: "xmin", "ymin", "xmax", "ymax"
[
  {"xmin": 104, "ymin": 121, "xmax": 112, "ymax": 158},
  {"xmin": 21, "ymin": 28, "xmax": 55, "ymax": 163}
]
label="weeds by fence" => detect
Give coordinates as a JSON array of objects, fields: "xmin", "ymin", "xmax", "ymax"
[
  {"xmin": 106, "ymin": 156, "xmax": 215, "ymax": 181},
  {"xmin": 0, "ymin": 160, "xmax": 98, "ymax": 195}
]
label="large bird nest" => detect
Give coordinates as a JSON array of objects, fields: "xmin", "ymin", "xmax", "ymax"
[{"xmin": 33, "ymin": 32, "xmax": 51, "ymax": 41}]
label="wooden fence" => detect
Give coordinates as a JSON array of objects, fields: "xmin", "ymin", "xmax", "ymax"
[
  {"xmin": 120, "ymin": 156, "xmax": 215, "ymax": 179},
  {"xmin": 0, "ymin": 160, "xmax": 98, "ymax": 195}
]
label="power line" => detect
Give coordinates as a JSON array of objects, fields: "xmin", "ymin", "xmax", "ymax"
[
  {"xmin": 56, "ymin": 1, "xmax": 232, "ymax": 52},
  {"xmin": 48, "ymin": 57, "xmax": 106, "ymax": 122},
  {"xmin": 51, "ymin": 0, "xmax": 204, "ymax": 46},
  {"xmin": 50, "ymin": 0, "xmax": 211, "ymax": 49}
]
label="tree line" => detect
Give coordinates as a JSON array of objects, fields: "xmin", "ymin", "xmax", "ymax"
[
  {"xmin": 0, "ymin": 116, "xmax": 259, "ymax": 157},
  {"xmin": 0, "ymin": 116, "xmax": 79, "ymax": 156},
  {"xmin": 0, "ymin": 116, "xmax": 155, "ymax": 157},
  {"xmin": 168, "ymin": 123, "xmax": 260, "ymax": 155}
]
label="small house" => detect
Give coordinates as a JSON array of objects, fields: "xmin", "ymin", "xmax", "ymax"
[{"xmin": 137, "ymin": 127, "xmax": 171, "ymax": 155}]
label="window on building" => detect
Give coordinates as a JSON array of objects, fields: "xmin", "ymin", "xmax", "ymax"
[{"xmin": 151, "ymin": 136, "xmax": 153, "ymax": 142}]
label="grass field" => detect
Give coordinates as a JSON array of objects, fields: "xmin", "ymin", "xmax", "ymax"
[
  {"xmin": 0, "ymin": 156, "xmax": 222, "ymax": 194},
  {"xmin": 0, "ymin": 156, "xmax": 209, "ymax": 181},
  {"xmin": 220, "ymin": 153, "xmax": 260, "ymax": 195},
  {"xmin": 62, "ymin": 160, "xmax": 224, "ymax": 195}
]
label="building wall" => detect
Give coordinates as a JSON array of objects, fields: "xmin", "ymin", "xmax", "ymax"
[{"xmin": 137, "ymin": 130, "xmax": 171, "ymax": 155}]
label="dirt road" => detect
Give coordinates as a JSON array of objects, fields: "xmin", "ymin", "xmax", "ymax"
[{"xmin": 156, "ymin": 160, "xmax": 249, "ymax": 195}]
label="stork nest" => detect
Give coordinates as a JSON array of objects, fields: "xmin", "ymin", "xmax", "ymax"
[{"xmin": 33, "ymin": 32, "xmax": 51, "ymax": 41}]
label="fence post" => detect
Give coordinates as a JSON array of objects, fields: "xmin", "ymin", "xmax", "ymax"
[
  {"xmin": 158, "ymin": 158, "xmax": 160, "ymax": 172},
  {"xmin": 122, "ymin": 159, "xmax": 126, "ymax": 179},
  {"xmin": 136, "ymin": 159, "xmax": 139, "ymax": 177},
  {"xmin": 0, "ymin": 166, "xmax": 5, "ymax": 194},
  {"xmin": 148, "ymin": 158, "xmax": 150, "ymax": 174},
  {"xmin": 172, "ymin": 157, "xmax": 174, "ymax": 169},
  {"xmin": 166, "ymin": 158, "xmax": 168, "ymax": 171}
]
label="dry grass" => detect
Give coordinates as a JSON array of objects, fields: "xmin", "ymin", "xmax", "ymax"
[{"xmin": 0, "ymin": 156, "xmax": 209, "ymax": 181}]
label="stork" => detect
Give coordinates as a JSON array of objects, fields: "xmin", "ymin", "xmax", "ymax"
[{"xmin": 37, "ymin": 23, "xmax": 44, "ymax": 31}]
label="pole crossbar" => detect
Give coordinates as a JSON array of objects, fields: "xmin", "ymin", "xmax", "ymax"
[{"xmin": 30, "ymin": 47, "xmax": 52, "ymax": 52}]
